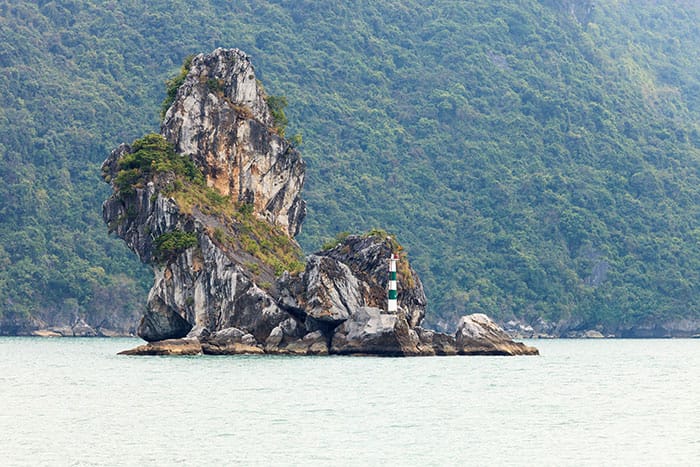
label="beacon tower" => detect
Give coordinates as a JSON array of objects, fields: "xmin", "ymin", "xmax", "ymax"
[{"xmin": 388, "ymin": 252, "xmax": 399, "ymax": 312}]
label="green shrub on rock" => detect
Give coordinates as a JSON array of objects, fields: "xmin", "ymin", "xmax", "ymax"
[
  {"xmin": 115, "ymin": 134, "xmax": 204, "ymax": 195},
  {"xmin": 153, "ymin": 230, "xmax": 198, "ymax": 262}
]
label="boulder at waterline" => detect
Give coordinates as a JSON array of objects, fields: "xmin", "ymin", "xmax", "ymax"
[
  {"xmin": 118, "ymin": 338, "xmax": 203, "ymax": 356},
  {"xmin": 455, "ymin": 314, "xmax": 539, "ymax": 356}
]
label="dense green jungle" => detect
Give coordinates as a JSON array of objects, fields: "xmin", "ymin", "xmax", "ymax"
[{"xmin": 1, "ymin": 0, "xmax": 699, "ymax": 335}]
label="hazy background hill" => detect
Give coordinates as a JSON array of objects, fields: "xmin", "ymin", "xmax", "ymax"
[{"xmin": 1, "ymin": 0, "xmax": 699, "ymax": 335}]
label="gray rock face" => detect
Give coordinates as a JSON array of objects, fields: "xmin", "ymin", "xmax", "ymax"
[
  {"xmin": 618, "ymin": 318, "xmax": 700, "ymax": 338},
  {"xmin": 138, "ymin": 295, "xmax": 193, "ymax": 342},
  {"xmin": 201, "ymin": 327, "xmax": 264, "ymax": 355},
  {"xmin": 317, "ymin": 235, "xmax": 427, "ymax": 327},
  {"xmin": 103, "ymin": 48, "xmax": 537, "ymax": 357},
  {"xmin": 301, "ymin": 255, "xmax": 364, "ymax": 330},
  {"xmin": 270, "ymin": 233, "xmax": 432, "ymax": 356},
  {"xmin": 161, "ymin": 48, "xmax": 306, "ymax": 237},
  {"xmin": 23, "ymin": 318, "xmax": 101, "ymax": 338},
  {"xmin": 264, "ymin": 320, "xmax": 328, "ymax": 355},
  {"xmin": 582, "ymin": 330, "xmax": 605, "ymax": 339},
  {"xmin": 455, "ymin": 314, "xmax": 539, "ymax": 356},
  {"xmin": 414, "ymin": 327, "xmax": 457, "ymax": 356},
  {"xmin": 330, "ymin": 307, "xmax": 420, "ymax": 356},
  {"xmin": 102, "ymin": 176, "xmax": 182, "ymax": 264},
  {"xmin": 118, "ymin": 338, "xmax": 203, "ymax": 356}
]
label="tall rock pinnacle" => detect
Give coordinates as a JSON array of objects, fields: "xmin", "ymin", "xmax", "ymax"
[{"xmin": 161, "ymin": 48, "xmax": 305, "ymax": 237}]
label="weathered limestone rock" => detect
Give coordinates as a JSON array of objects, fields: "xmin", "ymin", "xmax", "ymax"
[
  {"xmin": 47, "ymin": 325, "xmax": 74, "ymax": 337},
  {"xmin": 414, "ymin": 327, "xmax": 458, "ymax": 356},
  {"xmin": 138, "ymin": 296, "xmax": 193, "ymax": 342},
  {"xmin": 198, "ymin": 327, "xmax": 264, "ymax": 355},
  {"xmin": 71, "ymin": 318, "xmax": 98, "ymax": 337},
  {"xmin": 455, "ymin": 314, "xmax": 539, "ymax": 356},
  {"xmin": 618, "ymin": 317, "xmax": 700, "ymax": 338},
  {"xmin": 31, "ymin": 330, "xmax": 62, "ymax": 338},
  {"xmin": 103, "ymin": 49, "xmax": 305, "ymax": 345},
  {"xmin": 161, "ymin": 48, "xmax": 306, "ymax": 237},
  {"xmin": 330, "ymin": 307, "xmax": 420, "ymax": 356},
  {"xmin": 33, "ymin": 320, "xmax": 100, "ymax": 337},
  {"xmin": 102, "ymin": 175, "xmax": 182, "ymax": 264},
  {"xmin": 96, "ymin": 328, "xmax": 124, "ymax": 338},
  {"xmin": 118, "ymin": 338, "xmax": 202, "ymax": 356},
  {"xmin": 291, "ymin": 330, "xmax": 329, "ymax": 355},
  {"xmin": 317, "ymin": 235, "xmax": 427, "ymax": 327},
  {"xmin": 202, "ymin": 341, "xmax": 264, "ymax": 355},
  {"xmin": 200, "ymin": 327, "xmax": 264, "ymax": 355},
  {"xmin": 301, "ymin": 255, "xmax": 364, "ymax": 331},
  {"xmin": 504, "ymin": 319, "xmax": 537, "ymax": 339},
  {"xmin": 274, "ymin": 234, "xmax": 428, "ymax": 355},
  {"xmin": 17, "ymin": 317, "xmax": 130, "ymax": 338},
  {"xmin": 265, "ymin": 324, "xmax": 328, "ymax": 355}
]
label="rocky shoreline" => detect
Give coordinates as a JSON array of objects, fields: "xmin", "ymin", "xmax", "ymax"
[
  {"xmin": 30, "ymin": 328, "xmax": 127, "ymax": 338},
  {"xmin": 9, "ymin": 317, "xmax": 131, "ymax": 338},
  {"xmin": 502, "ymin": 317, "xmax": 700, "ymax": 339},
  {"xmin": 118, "ymin": 313, "xmax": 538, "ymax": 356}
]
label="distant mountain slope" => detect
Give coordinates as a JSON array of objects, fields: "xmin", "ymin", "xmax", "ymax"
[{"xmin": 1, "ymin": 0, "xmax": 698, "ymax": 335}]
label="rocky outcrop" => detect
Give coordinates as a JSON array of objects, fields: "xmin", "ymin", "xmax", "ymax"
[
  {"xmin": 118, "ymin": 338, "xmax": 203, "ymax": 356},
  {"xmin": 503, "ymin": 315, "xmax": 700, "ymax": 338},
  {"xmin": 316, "ymin": 235, "xmax": 427, "ymax": 328},
  {"xmin": 455, "ymin": 314, "xmax": 539, "ymax": 356},
  {"xmin": 201, "ymin": 327, "xmax": 265, "ymax": 355},
  {"xmin": 329, "ymin": 307, "xmax": 420, "ymax": 356},
  {"xmin": 161, "ymin": 48, "xmax": 305, "ymax": 237},
  {"xmin": 414, "ymin": 327, "xmax": 458, "ymax": 356},
  {"xmin": 103, "ymin": 48, "xmax": 537, "ymax": 357}
]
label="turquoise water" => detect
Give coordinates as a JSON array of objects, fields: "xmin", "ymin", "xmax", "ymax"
[{"xmin": 1, "ymin": 338, "xmax": 698, "ymax": 466}]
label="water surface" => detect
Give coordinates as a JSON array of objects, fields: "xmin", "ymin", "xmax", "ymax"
[{"xmin": 1, "ymin": 338, "xmax": 698, "ymax": 466}]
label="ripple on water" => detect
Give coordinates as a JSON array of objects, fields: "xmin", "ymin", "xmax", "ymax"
[{"xmin": 1, "ymin": 338, "xmax": 699, "ymax": 465}]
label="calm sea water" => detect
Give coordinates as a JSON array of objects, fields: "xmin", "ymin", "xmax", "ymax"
[{"xmin": 1, "ymin": 337, "xmax": 698, "ymax": 466}]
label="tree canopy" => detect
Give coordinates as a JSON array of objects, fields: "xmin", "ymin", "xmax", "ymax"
[{"xmin": 1, "ymin": 0, "xmax": 699, "ymax": 333}]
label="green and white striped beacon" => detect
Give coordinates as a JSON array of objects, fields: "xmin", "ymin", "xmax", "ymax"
[{"xmin": 388, "ymin": 249, "xmax": 399, "ymax": 312}]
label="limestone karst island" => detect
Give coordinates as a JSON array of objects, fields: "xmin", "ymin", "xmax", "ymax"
[{"xmin": 102, "ymin": 48, "xmax": 537, "ymax": 357}]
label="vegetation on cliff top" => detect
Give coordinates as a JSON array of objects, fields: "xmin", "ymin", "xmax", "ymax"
[
  {"xmin": 171, "ymin": 178, "xmax": 306, "ymax": 277},
  {"xmin": 112, "ymin": 133, "xmax": 305, "ymax": 277},
  {"xmin": 111, "ymin": 133, "xmax": 203, "ymax": 194},
  {"xmin": 1, "ymin": 1, "xmax": 699, "ymax": 334}
]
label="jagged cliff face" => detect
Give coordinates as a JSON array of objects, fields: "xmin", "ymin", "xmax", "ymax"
[
  {"xmin": 276, "ymin": 234, "xmax": 429, "ymax": 355},
  {"xmin": 161, "ymin": 48, "xmax": 305, "ymax": 237},
  {"xmin": 103, "ymin": 48, "xmax": 537, "ymax": 357},
  {"xmin": 316, "ymin": 236, "xmax": 427, "ymax": 327}
]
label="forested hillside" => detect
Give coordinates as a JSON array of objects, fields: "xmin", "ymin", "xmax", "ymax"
[{"xmin": 1, "ymin": 0, "xmax": 699, "ymax": 335}]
